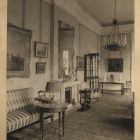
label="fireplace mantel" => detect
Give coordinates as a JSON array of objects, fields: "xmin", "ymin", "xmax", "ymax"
[{"xmin": 60, "ymin": 81, "xmax": 81, "ymax": 109}]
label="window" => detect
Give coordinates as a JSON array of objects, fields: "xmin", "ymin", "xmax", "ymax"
[
  {"xmin": 58, "ymin": 48, "xmax": 74, "ymax": 78},
  {"xmin": 63, "ymin": 50, "xmax": 69, "ymax": 75}
]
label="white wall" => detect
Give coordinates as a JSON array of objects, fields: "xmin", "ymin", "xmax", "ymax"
[
  {"xmin": 100, "ymin": 33, "xmax": 132, "ymax": 83},
  {"xmin": 51, "ymin": 5, "xmax": 99, "ymax": 81},
  {"xmin": 52, "ymin": 5, "xmax": 80, "ymax": 80},
  {"xmin": 79, "ymin": 24, "xmax": 98, "ymax": 56},
  {"xmin": 77, "ymin": 24, "xmax": 99, "ymax": 81},
  {"xmin": 7, "ymin": 0, "xmax": 51, "ymax": 95}
]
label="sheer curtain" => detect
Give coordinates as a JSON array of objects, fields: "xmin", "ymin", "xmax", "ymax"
[{"xmin": 58, "ymin": 48, "xmax": 74, "ymax": 78}]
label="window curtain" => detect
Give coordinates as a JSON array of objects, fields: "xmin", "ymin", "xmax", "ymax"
[{"xmin": 58, "ymin": 48, "xmax": 74, "ymax": 78}]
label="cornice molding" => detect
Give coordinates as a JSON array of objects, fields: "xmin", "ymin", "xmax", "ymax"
[
  {"xmin": 44, "ymin": 0, "xmax": 51, "ymax": 4},
  {"xmin": 44, "ymin": 0, "xmax": 133, "ymax": 35},
  {"xmin": 52, "ymin": 0, "xmax": 102, "ymax": 34},
  {"xmin": 101, "ymin": 24, "xmax": 134, "ymax": 34}
]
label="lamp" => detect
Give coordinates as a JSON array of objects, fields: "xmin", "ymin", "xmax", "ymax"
[
  {"xmin": 104, "ymin": 0, "xmax": 127, "ymax": 51},
  {"xmin": 45, "ymin": 81, "xmax": 62, "ymax": 103}
]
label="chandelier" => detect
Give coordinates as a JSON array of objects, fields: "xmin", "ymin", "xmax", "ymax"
[{"xmin": 104, "ymin": 0, "xmax": 127, "ymax": 51}]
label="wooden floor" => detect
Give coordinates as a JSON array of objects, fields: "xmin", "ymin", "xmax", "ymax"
[{"xmin": 8, "ymin": 93, "xmax": 134, "ymax": 140}]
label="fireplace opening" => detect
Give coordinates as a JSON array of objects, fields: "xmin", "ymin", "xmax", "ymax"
[{"xmin": 65, "ymin": 87, "xmax": 72, "ymax": 104}]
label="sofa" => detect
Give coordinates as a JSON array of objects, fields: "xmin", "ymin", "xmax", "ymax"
[{"xmin": 7, "ymin": 87, "xmax": 53, "ymax": 133}]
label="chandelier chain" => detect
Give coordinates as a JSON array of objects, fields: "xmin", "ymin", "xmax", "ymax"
[
  {"xmin": 103, "ymin": 0, "xmax": 127, "ymax": 51},
  {"xmin": 114, "ymin": 0, "xmax": 117, "ymax": 19}
]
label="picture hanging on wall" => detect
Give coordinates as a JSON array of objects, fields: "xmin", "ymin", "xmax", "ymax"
[
  {"xmin": 35, "ymin": 41, "xmax": 48, "ymax": 58},
  {"xmin": 7, "ymin": 23, "xmax": 32, "ymax": 78},
  {"xmin": 108, "ymin": 58, "xmax": 123, "ymax": 72},
  {"xmin": 36, "ymin": 62, "xmax": 46, "ymax": 74},
  {"xmin": 76, "ymin": 56, "xmax": 84, "ymax": 71}
]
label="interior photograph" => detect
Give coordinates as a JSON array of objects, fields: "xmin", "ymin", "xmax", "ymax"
[{"xmin": 1, "ymin": 0, "xmax": 136, "ymax": 139}]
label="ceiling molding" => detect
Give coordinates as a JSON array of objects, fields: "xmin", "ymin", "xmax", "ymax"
[
  {"xmin": 44, "ymin": 0, "xmax": 51, "ymax": 4},
  {"xmin": 102, "ymin": 21, "xmax": 134, "ymax": 27},
  {"xmin": 52, "ymin": 0, "xmax": 102, "ymax": 34},
  {"xmin": 101, "ymin": 24, "xmax": 134, "ymax": 34}
]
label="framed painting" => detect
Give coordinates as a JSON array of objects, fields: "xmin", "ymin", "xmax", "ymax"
[
  {"xmin": 7, "ymin": 23, "xmax": 32, "ymax": 78},
  {"xmin": 108, "ymin": 58, "xmax": 123, "ymax": 72},
  {"xmin": 36, "ymin": 62, "xmax": 46, "ymax": 74},
  {"xmin": 35, "ymin": 41, "xmax": 48, "ymax": 58},
  {"xmin": 76, "ymin": 56, "xmax": 84, "ymax": 71}
]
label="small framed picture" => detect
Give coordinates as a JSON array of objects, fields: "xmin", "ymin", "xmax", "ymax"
[
  {"xmin": 36, "ymin": 62, "xmax": 46, "ymax": 74},
  {"xmin": 76, "ymin": 56, "xmax": 84, "ymax": 71},
  {"xmin": 35, "ymin": 41, "xmax": 48, "ymax": 58}
]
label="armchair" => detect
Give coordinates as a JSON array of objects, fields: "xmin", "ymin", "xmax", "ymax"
[
  {"xmin": 79, "ymin": 82, "xmax": 100, "ymax": 110},
  {"xmin": 123, "ymin": 81, "xmax": 131, "ymax": 95}
]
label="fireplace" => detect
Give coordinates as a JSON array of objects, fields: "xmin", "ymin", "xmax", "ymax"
[{"xmin": 65, "ymin": 87, "xmax": 72, "ymax": 104}]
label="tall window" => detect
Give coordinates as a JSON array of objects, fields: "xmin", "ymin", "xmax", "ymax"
[
  {"xmin": 63, "ymin": 50, "xmax": 69, "ymax": 75},
  {"xmin": 58, "ymin": 48, "xmax": 74, "ymax": 78}
]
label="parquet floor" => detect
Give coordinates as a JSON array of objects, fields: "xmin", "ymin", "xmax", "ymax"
[{"xmin": 8, "ymin": 94, "xmax": 134, "ymax": 140}]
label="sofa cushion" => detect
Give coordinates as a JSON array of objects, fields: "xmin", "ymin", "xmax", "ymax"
[
  {"xmin": 7, "ymin": 106, "xmax": 53, "ymax": 133},
  {"xmin": 7, "ymin": 88, "xmax": 34, "ymax": 113}
]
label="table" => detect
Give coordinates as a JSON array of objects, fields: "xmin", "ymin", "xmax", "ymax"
[
  {"xmin": 100, "ymin": 82, "xmax": 124, "ymax": 94},
  {"xmin": 36, "ymin": 102, "xmax": 67, "ymax": 140}
]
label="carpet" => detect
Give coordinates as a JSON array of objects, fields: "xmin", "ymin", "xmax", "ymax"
[{"xmin": 8, "ymin": 94, "xmax": 134, "ymax": 140}]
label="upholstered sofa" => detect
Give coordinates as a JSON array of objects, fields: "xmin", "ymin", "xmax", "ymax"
[{"xmin": 7, "ymin": 87, "xmax": 53, "ymax": 133}]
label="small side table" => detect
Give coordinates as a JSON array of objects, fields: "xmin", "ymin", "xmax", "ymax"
[{"xmin": 36, "ymin": 102, "xmax": 67, "ymax": 140}]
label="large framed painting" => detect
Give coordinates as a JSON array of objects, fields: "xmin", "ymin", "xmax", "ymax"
[
  {"xmin": 108, "ymin": 58, "xmax": 123, "ymax": 72},
  {"xmin": 7, "ymin": 23, "xmax": 32, "ymax": 78}
]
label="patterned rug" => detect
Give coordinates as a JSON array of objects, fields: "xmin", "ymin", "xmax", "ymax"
[{"xmin": 8, "ymin": 94, "xmax": 134, "ymax": 140}]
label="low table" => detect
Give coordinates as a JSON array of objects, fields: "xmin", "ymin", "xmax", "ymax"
[{"xmin": 36, "ymin": 102, "xmax": 67, "ymax": 140}]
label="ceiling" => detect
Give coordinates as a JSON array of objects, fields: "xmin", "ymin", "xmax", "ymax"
[{"xmin": 75, "ymin": 0, "xmax": 134, "ymax": 26}]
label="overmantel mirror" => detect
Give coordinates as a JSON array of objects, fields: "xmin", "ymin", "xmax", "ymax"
[{"xmin": 58, "ymin": 20, "xmax": 75, "ymax": 81}]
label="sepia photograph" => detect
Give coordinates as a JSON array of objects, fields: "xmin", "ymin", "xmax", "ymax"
[{"xmin": 1, "ymin": 0, "xmax": 140, "ymax": 140}]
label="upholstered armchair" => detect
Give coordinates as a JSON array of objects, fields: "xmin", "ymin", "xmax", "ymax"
[{"xmin": 79, "ymin": 82, "xmax": 100, "ymax": 110}]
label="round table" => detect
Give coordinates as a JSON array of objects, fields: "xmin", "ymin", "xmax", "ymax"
[{"xmin": 36, "ymin": 102, "xmax": 67, "ymax": 140}]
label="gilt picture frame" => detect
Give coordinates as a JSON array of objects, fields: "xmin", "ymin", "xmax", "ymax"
[
  {"xmin": 7, "ymin": 23, "xmax": 32, "ymax": 78},
  {"xmin": 76, "ymin": 56, "xmax": 84, "ymax": 71},
  {"xmin": 35, "ymin": 41, "xmax": 48, "ymax": 58},
  {"xmin": 108, "ymin": 58, "xmax": 123, "ymax": 72},
  {"xmin": 36, "ymin": 62, "xmax": 46, "ymax": 74}
]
